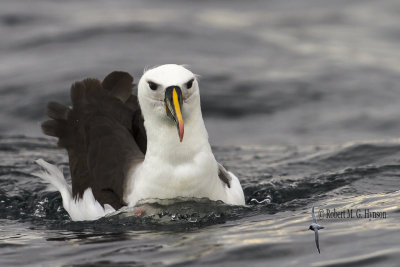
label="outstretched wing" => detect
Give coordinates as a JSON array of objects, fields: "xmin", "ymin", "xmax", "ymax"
[
  {"xmin": 314, "ymin": 228, "xmax": 320, "ymax": 253},
  {"xmin": 42, "ymin": 72, "xmax": 146, "ymax": 210},
  {"xmin": 312, "ymin": 205, "xmax": 317, "ymax": 223}
]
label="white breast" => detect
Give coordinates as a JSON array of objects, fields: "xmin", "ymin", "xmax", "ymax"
[{"xmin": 124, "ymin": 149, "xmax": 233, "ymax": 206}]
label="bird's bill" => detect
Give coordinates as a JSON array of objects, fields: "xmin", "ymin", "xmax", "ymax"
[{"xmin": 164, "ymin": 86, "xmax": 184, "ymax": 142}]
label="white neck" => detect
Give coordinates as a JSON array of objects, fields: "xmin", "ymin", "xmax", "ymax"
[{"xmin": 144, "ymin": 101, "xmax": 211, "ymax": 163}]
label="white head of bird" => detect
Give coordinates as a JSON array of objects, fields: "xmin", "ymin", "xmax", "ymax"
[{"xmin": 137, "ymin": 64, "xmax": 208, "ymax": 158}]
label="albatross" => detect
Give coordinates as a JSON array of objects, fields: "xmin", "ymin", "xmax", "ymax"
[{"xmin": 34, "ymin": 64, "xmax": 245, "ymax": 221}]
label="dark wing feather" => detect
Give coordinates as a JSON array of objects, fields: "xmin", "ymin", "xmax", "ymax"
[
  {"xmin": 102, "ymin": 71, "xmax": 133, "ymax": 102},
  {"xmin": 218, "ymin": 163, "xmax": 231, "ymax": 188},
  {"xmin": 41, "ymin": 72, "xmax": 145, "ymax": 210},
  {"xmin": 130, "ymin": 97, "xmax": 147, "ymax": 154}
]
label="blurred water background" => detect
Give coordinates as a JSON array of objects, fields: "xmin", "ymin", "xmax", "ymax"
[{"xmin": 1, "ymin": 0, "xmax": 400, "ymax": 266}]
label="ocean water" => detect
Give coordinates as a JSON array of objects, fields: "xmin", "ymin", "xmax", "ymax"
[{"xmin": 1, "ymin": 0, "xmax": 400, "ymax": 266}]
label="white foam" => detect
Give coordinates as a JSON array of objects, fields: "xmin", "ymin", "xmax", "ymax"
[{"xmin": 33, "ymin": 159, "xmax": 115, "ymax": 221}]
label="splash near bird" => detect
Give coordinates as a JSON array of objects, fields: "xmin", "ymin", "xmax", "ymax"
[
  {"xmin": 33, "ymin": 64, "xmax": 245, "ymax": 221},
  {"xmin": 309, "ymin": 205, "xmax": 325, "ymax": 253}
]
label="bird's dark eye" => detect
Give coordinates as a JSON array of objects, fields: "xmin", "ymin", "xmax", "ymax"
[
  {"xmin": 186, "ymin": 79, "xmax": 194, "ymax": 89},
  {"xmin": 148, "ymin": 81, "xmax": 158, "ymax": 91}
]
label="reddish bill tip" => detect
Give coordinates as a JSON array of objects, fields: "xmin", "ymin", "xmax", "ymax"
[{"xmin": 179, "ymin": 121, "xmax": 184, "ymax": 142}]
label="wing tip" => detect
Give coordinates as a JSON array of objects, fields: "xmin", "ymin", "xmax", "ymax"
[
  {"xmin": 46, "ymin": 101, "xmax": 70, "ymax": 120},
  {"xmin": 102, "ymin": 71, "xmax": 134, "ymax": 102}
]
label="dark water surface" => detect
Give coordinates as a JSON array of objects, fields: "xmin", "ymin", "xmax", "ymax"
[
  {"xmin": 1, "ymin": 137, "xmax": 400, "ymax": 266},
  {"xmin": 1, "ymin": 0, "xmax": 400, "ymax": 266}
]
